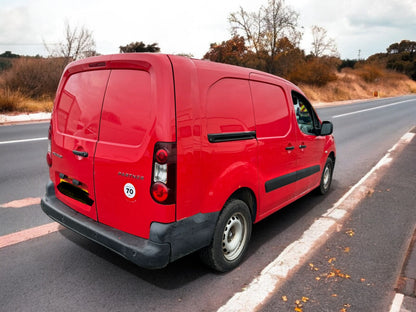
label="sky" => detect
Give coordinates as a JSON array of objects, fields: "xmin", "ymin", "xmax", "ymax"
[{"xmin": 0, "ymin": 0, "xmax": 415, "ymax": 60}]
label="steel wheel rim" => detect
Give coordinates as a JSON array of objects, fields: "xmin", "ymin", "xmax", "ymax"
[
  {"xmin": 222, "ymin": 212, "xmax": 247, "ymax": 261},
  {"xmin": 323, "ymin": 165, "xmax": 331, "ymax": 189}
]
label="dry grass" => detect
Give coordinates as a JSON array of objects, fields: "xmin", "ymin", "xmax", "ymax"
[
  {"xmin": 300, "ymin": 68, "xmax": 416, "ymax": 103},
  {"xmin": 0, "ymin": 88, "xmax": 53, "ymax": 113}
]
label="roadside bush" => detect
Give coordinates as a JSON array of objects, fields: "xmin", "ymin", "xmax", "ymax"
[
  {"xmin": 354, "ymin": 64, "xmax": 384, "ymax": 83},
  {"xmin": 2, "ymin": 57, "xmax": 68, "ymax": 99},
  {"xmin": 289, "ymin": 57, "xmax": 338, "ymax": 86},
  {"xmin": 0, "ymin": 58, "xmax": 12, "ymax": 72},
  {"xmin": 0, "ymin": 88, "xmax": 53, "ymax": 113},
  {"xmin": 0, "ymin": 88, "xmax": 26, "ymax": 112}
]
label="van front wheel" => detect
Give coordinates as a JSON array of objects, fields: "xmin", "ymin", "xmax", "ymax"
[
  {"xmin": 200, "ymin": 199, "xmax": 252, "ymax": 272},
  {"xmin": 316, "ymin": 157, "xmax": 334, "ymax": 195}
]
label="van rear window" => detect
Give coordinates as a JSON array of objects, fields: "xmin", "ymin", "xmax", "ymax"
[
  {"xmin": 57, "ymin": 70, "xmax": 110, "ymax": 139},
  {"xmin": 99, "ymin": 70, "xmax": 152, "ymax": 146}
]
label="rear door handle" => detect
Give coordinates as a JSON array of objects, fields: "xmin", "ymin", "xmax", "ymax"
[
  {"xmin": 285, "ymin": 145, "xmax": 295, "ymax": 150},
  {"xmin": 299, "ymin": 145, "xmax": 307, "ymax": 149},
  {"xmin": 72, "ymin": 150, "xmax": 88, "ymax": 157}
]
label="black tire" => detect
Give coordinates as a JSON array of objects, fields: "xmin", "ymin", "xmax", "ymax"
[
  {"xmin": 316, "ymin": 157, "xmax": 334, "ymax": 195},
  {"xmin": 199, "ymin": 199, "xmax": 252, "ymax": 272}
]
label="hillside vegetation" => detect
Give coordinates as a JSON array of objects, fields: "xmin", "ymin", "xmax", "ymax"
[
  {"xmin": 1, "ymin": 40, "xmax": 416, "ymax": 113},
  {"xmin": 0, "ymin": 56, "xmax": 68, "ymax": 113},
  {"xmin": 302, "ymin": 67, "xmax": 416, "ymax": 104}
]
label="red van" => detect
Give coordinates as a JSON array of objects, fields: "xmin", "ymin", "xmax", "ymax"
[{"xmin": 41, "ymin": 53, "xmax": 335, "ymax": 272}]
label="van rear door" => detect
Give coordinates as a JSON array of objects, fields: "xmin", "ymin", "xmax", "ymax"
[
  {"xmin": 52, "ymin": 70, "xmax": 110, "ymax": 220},
  {"xmin": 94, "ymin": 57, "xmax": 176, "ymax": 239},
  {"xmin": 52, "ymin": 54, "xmax": 176, "ymax": 238},
  {"xmin": 94, "ymin": 69, "xmax": 157, "ymax": 238}
]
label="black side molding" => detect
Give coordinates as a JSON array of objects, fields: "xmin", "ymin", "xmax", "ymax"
[
  {"xmin": 208, "ymin": 131, "xmax": 256, "ymax": 143},
  {"xmin": 265, "ymin": 165, "xmax": 321, "ymax": 193}
]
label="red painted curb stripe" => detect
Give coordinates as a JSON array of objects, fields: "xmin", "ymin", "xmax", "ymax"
[
  {"xmin": 0, "ymin": 197, "xmax": 41, "ymax": 208},
  {"xmin": 0, "ymin": 223, "xmax": 61, "ymax": 249}
]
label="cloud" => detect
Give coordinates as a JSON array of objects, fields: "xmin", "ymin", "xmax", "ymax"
[
  {"xmin": 0, "ymin": 0, "xmax": 415, "ymax": 59},
  {"xmin": 289, "ymin": 0, "xmax": 416, "ymax": 58},
  {"xmin": 345, "ymin": 0, "xmax": 416, "ymax": 29},
  {"xmin": 0, "ymin": 6, "xmax": 33, "ymax": 43}
]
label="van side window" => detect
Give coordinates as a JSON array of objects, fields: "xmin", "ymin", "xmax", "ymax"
[
  {"xmin": 292, "ymin": 92, "xmax": 319, "ymax": 135},
  {"xmin": 250, "ymin": 81, "xmax": 290, "ymax": 137},
  {"xmin": 207, "ymin": 78, "xmax": 255, "ymax": 135}
]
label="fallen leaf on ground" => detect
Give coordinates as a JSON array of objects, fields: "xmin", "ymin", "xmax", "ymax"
[
  {"xmin": 345, "ymin": 229, "xmax": 355, "ymax": 237},
  {"xmin": 328, "ymin": 257, "xmax": 336, "ymax": 264}
]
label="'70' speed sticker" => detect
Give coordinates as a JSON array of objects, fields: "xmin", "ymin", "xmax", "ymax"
[{"xmin": 124, "ymin": 183, "xmax": 136, "ymax": 199}]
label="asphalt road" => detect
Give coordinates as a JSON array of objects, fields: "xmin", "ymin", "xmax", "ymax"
[
  {"xmin": 260, "ymin": 126, "xmax": 416, "ymax": 312},
  {"xmin": 0, "ymin": 95, "xmax": 415, "ymax": 312}
]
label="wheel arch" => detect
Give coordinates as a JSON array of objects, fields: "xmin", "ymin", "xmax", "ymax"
[
  {"xmin": 228, "ymin": 187, "xmax": 257, "ymax": 223},
  {"xmin": 328, "ymin": 151, "xmax": 336, "ymax": 168}
]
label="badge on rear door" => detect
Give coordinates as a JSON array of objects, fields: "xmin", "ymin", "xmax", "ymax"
[{"xmin": 124, "ymin": 183, "xmax": 136, "ymax": 199}]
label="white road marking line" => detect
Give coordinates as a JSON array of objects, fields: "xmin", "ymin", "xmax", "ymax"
[
  {"xmin": 0, "ymin": 197, "xmax": 41, "ymax": 208},
  {"xmin": 389, "ymin": 293, "xmax": 404, "ymax": 312},
  {"xmin": 0, "ymin": 222, "xmax": 61, "ymax": 249},
  {"xmin": 332, "ymin": 99, "xmax": 414, "ymax": 118},
  {"xmin": 217, "ymin": 130, "xmax": 415, "ymax": 312},
  {"xmin": 0, "ymin": 137, "xmax": 48, "ymax": 145}
]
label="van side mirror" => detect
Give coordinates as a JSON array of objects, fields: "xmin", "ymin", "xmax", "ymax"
[{"xmin": 320, "ymin": 121, "xmax": 333, "ymax": 136}]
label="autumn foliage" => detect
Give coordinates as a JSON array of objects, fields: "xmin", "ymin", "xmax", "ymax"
[
  {"xmin": 203, "ymin": 35, "xmax": 339, "ymax": 86},
  {"xmin": 203, "ymin": 1, "xmax": 344, "ymax": 87},
  {"xmin": 203, "ymin": 1, "xmax": 416, "ymax": 97}
]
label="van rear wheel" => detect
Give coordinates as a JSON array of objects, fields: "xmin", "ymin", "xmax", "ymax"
[
  {"xmin": 199, "ymin": 199, "xmax": 252, "ymax": 272},
  {"xmin": 316, "ymin": 157, "xmax": 334, "ymax": 195}
]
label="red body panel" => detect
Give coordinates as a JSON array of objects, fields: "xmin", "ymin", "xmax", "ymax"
[{"xmin": 249, "ymin": 78, "xmax": 297, "ymax": 219}]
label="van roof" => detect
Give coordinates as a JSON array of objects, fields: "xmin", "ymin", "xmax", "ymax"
[{"xmin": 63, "ymin": 53, "xmax": 302, "ymax": 94}]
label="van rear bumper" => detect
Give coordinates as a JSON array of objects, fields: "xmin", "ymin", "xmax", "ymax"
[{"xmin": 41, "ymin": 181, "xmax": 218, "ymax": 269}]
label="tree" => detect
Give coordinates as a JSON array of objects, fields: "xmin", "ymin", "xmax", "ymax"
[
  {"xmin": 229, "ymin": 0, "xmax": 301, "ymax": 74},
  {"xmin": 387, "ymin": 40, "xmax": 416, "ymax": 54},
  {"xmin": 311, "ymin": 25, "xmax": 339, "ymax": 57},
  {"xmin": 0, "ymin": 51, "xmax": 20, "ymax": 58},
  {"xmin": 366, "ymin": 40, "xmax": 416, "ymax": 80},
  {"xmin": 203, "ymin": 35, "xmax": 251, "ymax": 66},
  {"xmin": 0, "ymin": 51, "xmax": 19, "ymax": 72},
  {"xmin": 273, "ymin": 37, "xmax": 305, "ymax": 77},
  {"xmin": 45, "ymin": 22, "xmax": 96, "ymax": 61},
  {"xmin": 119, "ymin": 42, "xmax": 160, "ymax": 53}
]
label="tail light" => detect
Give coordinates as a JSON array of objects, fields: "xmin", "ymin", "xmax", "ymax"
[
  {"xmin": 151, "ymin": 142, "xmax": 176, "ymax": 204},
  {"xmin": 46, "ymin": 123, "xmax": 52, "ymax": 167}
]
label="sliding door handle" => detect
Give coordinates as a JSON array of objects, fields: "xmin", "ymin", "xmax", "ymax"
[{"xmin": 285, "ymin": 146, "xmax": 295, "ymax": 150}]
